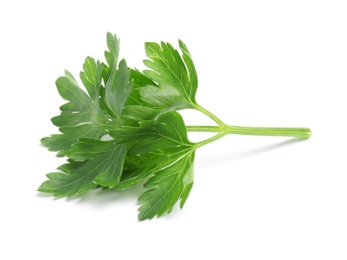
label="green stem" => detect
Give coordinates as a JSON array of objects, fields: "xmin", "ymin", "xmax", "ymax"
[
  {"xmin": 194, "ymin": 132, "xmax": 227, "ymax": 148},
  {"xmin": 188, "ymin": 125, "xmax": 312, "ymax": 146},
  {"xmin": 189, "ymin": 104, "xmax": 311, "ymax": 147},
  {"xmin": 186, "ymin": 126, "xmax": 221, "ymax": 133},
  {"xmin": 192, "ymin": 104, "xmax": 224, "ymax": 126}
]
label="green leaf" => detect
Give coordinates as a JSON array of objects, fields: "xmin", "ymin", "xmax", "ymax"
[
  {"xmin": 131, "ymin": 69, "xmax": 157, "ymax": 90},
  {"xmin": 113, "ymin": 111, "xmax": 195, "ymax": 220},
  {"xmin": 41, "ymin": 125, "xmax": 105, "ymax": 157},
  {"xmin": 117, "ymin": 149, "xmax": 193, "ymax": 190},
  {"xmin": 143, "ymin": 41, "xmax": 198, "ymax": 105},
  {"xmin": 123, "ymin": 42, "xmax": 198, "ymax": 122},
  {"xmin": 37, "ymin": 171, "xmax": 97, "ymax": 197},
  {"xmin": 119, "ymin": 70, "xmax": 160, "ymax": 121},
  {"xmin": 105, "ymin": 32, "xmax": 119, "ymax": 68},
  {"xmin": 138, "ymin": 150, "xmax": 195, "ymax": 221},
  {"xmin": 38, "ymin": 139, "xmax": 127, "ymax": 196},
  {"xmin": 127, "ymin": 111, "xmax": 192, "ymax": 156},
  {"xmin": 122, "ymin": 105, "xmax": 159, "ymax": 121},
  {"xmin": 68, "ymin": 139, "xmax": 127, "ymax": 187},
  {"xmin": 123, "ymin": 69, "xmax": 157, "ymax": 108},
  {"xmin": 104, "ymin": 59, "xmax": 133, "ymax": 118},
  {"xmin": 117, "ymin": 111, "xmax": 194, "ymax": 189},
  {"xmin": 80, "ymin": 57, "xmax": 103, "ymax": 100},
  {"xmin": 51, "ymin": 70, "xmax": 96, "ymax": 127},
  {"xmin": 42, "ymin": 69, "xmax": 108, "ymax": 156},
  {"xmin": 178, "ymin": 40, "xmax": 198, "ymax": 97},
  {"xmin": 180, "ymin": 181, "xmax": 193, "ymax": 208}
]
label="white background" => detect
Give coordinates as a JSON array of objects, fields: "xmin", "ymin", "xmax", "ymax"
[{"xmin": 1, "ymin": 0, "xmax": 346, "ymax": 259}]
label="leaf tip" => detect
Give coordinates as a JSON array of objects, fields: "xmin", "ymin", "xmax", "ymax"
[
  {"xmin": 37, "ymin": 180, "xmax": 52, "ymax": 194},
  {"xmin": 178, "ymin": 39, "xmax": 190, "ymax": 55},
  {"xmin": 40, "ymin": 136, "xmax": 51, "ymax": 147}
]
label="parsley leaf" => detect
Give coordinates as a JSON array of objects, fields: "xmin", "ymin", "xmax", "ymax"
[
  {"xmin": 117, "ymin": 111, "xmax": 194, "ymax": 187},
  {"xmin": 41, "ymin": 65, "xmax": 107, "ymax": 157},
  {"xmin": 143, "ymin": 41, "xmax": 197, "ymax": 104},
  {"xmin": 38, "ymin": 139, "xmax": 126, "ymax": 196},
  {"xmin": 104, "ymin": 59, "xmax": 133, "ymax": 118},
  {"xmin": 138, "ymin": 149, "xmax": 195, "ymax": 220},
  {"xmin": 116, "ymin": 111, "xmax": 195, "ymax": 220},
  {"xmin": 120, "ymin": 41, "xmax": 198, "ymax": 123}
]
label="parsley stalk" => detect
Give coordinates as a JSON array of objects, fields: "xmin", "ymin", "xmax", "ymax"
[
  {"xmin": 189, "ymin": 104, "xmax": 311, "ymax": 147},
  {"xmin": 187, "ymin": 125, "xmax": 311, "ymax": 138},
  {"xmin": 189, "ymin": 124, "xmax": 311, "ymax": 148}
]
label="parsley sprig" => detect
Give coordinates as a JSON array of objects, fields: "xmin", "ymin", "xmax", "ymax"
[{"xmin": 39, "ymin": 33, "xmax": 311, "ymax": 220}]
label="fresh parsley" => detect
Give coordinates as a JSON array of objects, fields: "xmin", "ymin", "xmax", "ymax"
[{"xmin": 39, "ymin": 32, "xmax": 311, "ymax": 221}]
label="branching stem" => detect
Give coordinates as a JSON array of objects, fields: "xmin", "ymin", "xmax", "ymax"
[{"xmin": 188, "ymin": 106, "xmax": 311, "ymax": 148}]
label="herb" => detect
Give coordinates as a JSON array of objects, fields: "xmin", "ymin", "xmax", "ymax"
[{"xmin": 39, "ymin": 33, "xmax": 311, "ymax": 221}]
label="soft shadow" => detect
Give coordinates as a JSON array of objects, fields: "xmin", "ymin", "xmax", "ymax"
[
  {"xmin": 199, "ymin": 137, "xmax": 304, "ymax": 169},
  {"xmin": 36, "ymin": 191, "xmax": 55, "ymax": 198},
  {"xmin": 36, "ymin": 184, "xmax": 145, "ymax": 207},
  {"xmin": 231, "ymin": 138, "xmax": 303, "ymax": 160},
  {"xmin": 71, "ymin": 184, "xmax": 145, "ymax": 206}
]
